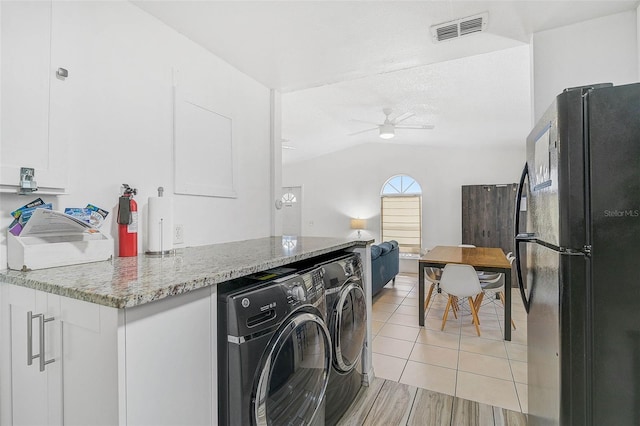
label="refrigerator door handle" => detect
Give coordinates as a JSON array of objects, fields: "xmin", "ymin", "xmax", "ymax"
[
  {"xmin": 516, "ymin": 233, "xmax": 536, "ymax": 242},
  {"xmin": 514, "ymin": 164, "xmax": 531, "ymax": 313},
  {"xmin": 559, "ymin": 246, "xmax": 590, "ymax": 256},
  {"xmin": 524, "ymin": 237, "xmax": 589, "ymax": 257},
  {"xmin": 514, "ymin": 163, "xmax": 528, "ymax": 239}
]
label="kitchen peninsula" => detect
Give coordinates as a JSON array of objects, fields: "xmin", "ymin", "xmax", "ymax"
[{"xmin": 0, "ymin": 236, "xmax": 372, "ymax": 425}]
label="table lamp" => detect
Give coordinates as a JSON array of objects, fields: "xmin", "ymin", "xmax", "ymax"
[{"xmin": 350, "ymin": 218, "xmax": 366, "ymax": 238}]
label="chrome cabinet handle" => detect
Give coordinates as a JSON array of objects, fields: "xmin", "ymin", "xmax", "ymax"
[
  {"xmin": 27, "ymin": 311, "xmax": 36, "ymax": 366},
  {"xmin": 26, "ymin": 311, "xmax": 55, "ymax": 372},
  {"xmin": 39, "ymin": 314, "xmax": 55, "ymax": 372}
]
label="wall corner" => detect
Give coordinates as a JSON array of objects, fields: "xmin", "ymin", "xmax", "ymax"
[{"xmin": 270, "ymin": 89, "xmax": 283, "ymax": 236}]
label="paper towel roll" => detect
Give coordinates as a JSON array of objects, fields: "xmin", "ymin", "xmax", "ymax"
[{"xmin": 147, "ymin": 196, "xmax": 174, "ymax": 254}]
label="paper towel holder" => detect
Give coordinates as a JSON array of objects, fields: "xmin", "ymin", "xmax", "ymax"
[{"xmin": 145, "ymin": 186, "xmax": 176, "ymax": 257}]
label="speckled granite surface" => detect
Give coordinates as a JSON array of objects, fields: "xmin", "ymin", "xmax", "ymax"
[{"xmin": 0, "ymin": 236, "xmax": 371, "ymax": 309}]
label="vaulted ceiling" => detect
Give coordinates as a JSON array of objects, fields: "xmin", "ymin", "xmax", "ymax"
[{"xmin": 133, "ymin": 1, "xmax": 639, "ymax": 163}]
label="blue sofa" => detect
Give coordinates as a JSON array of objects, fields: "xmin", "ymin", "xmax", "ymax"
[{"xmin": 370, "ymin": 240, "xmax": 400, "ymax": 296}]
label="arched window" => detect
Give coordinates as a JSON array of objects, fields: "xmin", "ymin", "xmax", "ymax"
[{"xmin": 381, "ymin": 175, "xmax": 422, "ymax": 254}]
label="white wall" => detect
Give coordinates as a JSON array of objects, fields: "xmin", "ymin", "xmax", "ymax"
[
  {"xmin": 532, "ymin": 10, "xmax": 638, "ymax": 121},
  {"xmin": 0, "ymin": 1, "xmax": 273, "ymax": 267},
  {"xmin": 283, "ymin": 142, "xmax": 525, "ymax": 249}
]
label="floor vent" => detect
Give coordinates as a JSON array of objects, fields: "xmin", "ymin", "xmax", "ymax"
[{"xmin": 431, "ymin": 12, "xmax": 488, "ymax": 43}]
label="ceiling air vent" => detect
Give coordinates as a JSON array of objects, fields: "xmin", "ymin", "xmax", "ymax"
[
  {"xmin": 436, "ymin": 23, "xmax": 458, "ymax": 41},
  {"xmin": 431, "ymin": 12, "xmax": 488, "ymax": 43}
]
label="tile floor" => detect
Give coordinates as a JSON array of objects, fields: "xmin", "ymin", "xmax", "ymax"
[{"xmin": 371, "ymin": 273, "xmax": 528, "ymax": 413}]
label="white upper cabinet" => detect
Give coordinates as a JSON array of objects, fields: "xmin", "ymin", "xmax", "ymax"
[{"xmin": 1, "ymin": 0, "xmax": 68, "ymax": 192}]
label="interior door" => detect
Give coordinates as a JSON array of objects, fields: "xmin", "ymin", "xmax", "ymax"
[{"xmin": 281, "ymin": 186, "xmax": 302, "ymax": 236}]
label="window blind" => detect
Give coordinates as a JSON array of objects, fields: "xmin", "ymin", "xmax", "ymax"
[{"xmin": 381, "ymin": 195, "xmax": 421, "ymax": 254}]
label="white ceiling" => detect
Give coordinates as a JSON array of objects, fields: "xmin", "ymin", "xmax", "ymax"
[{"xmin": 133, "ymin": 1, "xmax": 639, "ymax": 163}]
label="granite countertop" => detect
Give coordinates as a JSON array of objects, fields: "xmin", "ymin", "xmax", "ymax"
[{"xmin": 0, "ymin": 236, "xmax": 371, "ymax": 309}]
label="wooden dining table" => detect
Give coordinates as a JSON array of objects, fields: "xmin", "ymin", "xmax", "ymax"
[{"xmin": 418, "ymin": 245, "xmax": 514, "ymax": 341}]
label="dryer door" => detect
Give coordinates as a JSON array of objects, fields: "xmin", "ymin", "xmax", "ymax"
[
  {"xmin": 253, "ymin": 310, "xmax": 331, "ymax": 426},
  {"xmin": 333, "ymin": 279, "xmax": 367, "ymax": 373}
]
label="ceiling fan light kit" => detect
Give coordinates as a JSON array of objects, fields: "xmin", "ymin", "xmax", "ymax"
[
  {"xmin": 348, "ymin": 108, "xmax": 434, "ymax": 139},
  {"xmin": 379, "ymin": 124, "xmax": 395, "ymax": 139}
]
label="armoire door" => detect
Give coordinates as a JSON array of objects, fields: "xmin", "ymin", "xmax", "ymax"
[
  {"xmin": 462, "ymin": 185, "xmax": 493, "ymax": 247},
  {"xmin": 492, "ymin": 184, "xmax": 518, "ymax": 253}
]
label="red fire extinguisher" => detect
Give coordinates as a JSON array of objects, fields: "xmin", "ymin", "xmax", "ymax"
[{"xmin": 117, "ymin": 184, "xmax": 138, "ymax": 257}]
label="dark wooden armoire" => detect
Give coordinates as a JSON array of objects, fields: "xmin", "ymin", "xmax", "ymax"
[{"xmin": 461, "ymin": 183, "xmax": 518, "ymax": 255}]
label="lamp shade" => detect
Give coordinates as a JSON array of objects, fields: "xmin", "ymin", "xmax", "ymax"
[{"xmin": 350, "ymin": 218, "xmax": 366, "ymax": 230}]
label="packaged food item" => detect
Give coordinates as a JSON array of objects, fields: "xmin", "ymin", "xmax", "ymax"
[
  {"xmin": 8, "ymin": 198, "xmax": 49, "ymax": 236},
  {"xmin": 64, "ymin": 208, "xmax": 92, "ymax": 224},
  {"xmin": 8, "ymin": 219, "xmax": 22, "ymax": 236},
  {"xmin": 85, "ymin": 204, "xmax": 109, "ymax": 228},
  {"xmin": 18, "ymin": 203, "xmax": 53, "ymax": 226},
  {"xmin": 10, "ymin": 198, "xmax": 45, "ymax": 219}
]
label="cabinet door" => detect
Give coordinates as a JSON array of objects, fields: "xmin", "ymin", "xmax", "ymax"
[
  {"xmin": 60, "ymin": 297, "xmax": 120, "ymax": 425},
  {"xmin": 0, "ymin": 0, "xmax": 68, "ymax": 191},
  {"xmin": 493, "ymin": 184, "xmax": 517, "ymax": 254},
  {"xmin": 124, "ymin": 286, "xmax": 213, "ymax": 426},
  {"xmin": 6, "ymin": 285, "xmax": 62, "ymax": 425},
  {"xmin": 462, "ymin": 185, "xmax": 495, "ymax": 247},
  {"xmin": 482, "ymin": 186, "xmax": 499, "ymax": 248}
]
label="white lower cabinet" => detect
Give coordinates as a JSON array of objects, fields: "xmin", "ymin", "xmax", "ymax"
[
  {"xmin": 0, "ymin": 283, "xmax": 218, "ymax": 425},
  {"xmin": 123, "ymin": 286, "xmax": 216, "ymax": 426},
  {"xmin": 4, "ymin": 285, "xmax": 62, "ymax": 425},
  {"xmin": 60, "ymin": 296, "xmax": 120, "ymax": 425}
]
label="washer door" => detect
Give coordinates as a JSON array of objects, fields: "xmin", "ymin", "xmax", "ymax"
[
  {"xmin": 333, "ymin": 279, "xmax": 367, "ymax": 373},
  {"xmin": 253, "ymin": 311, "xmax": 331, "ymax": 426}
]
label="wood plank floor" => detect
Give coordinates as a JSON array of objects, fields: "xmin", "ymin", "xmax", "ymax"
[{"xmin": 336, "ymin": 378, "xmax": 527, "ymax": 426}]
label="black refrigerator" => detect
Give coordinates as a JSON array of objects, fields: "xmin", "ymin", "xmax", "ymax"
[{"xmin": 514, "ymin": 82, "xmax": 640, "ymax": 426}]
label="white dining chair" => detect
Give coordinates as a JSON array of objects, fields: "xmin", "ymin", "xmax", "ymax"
[
  {"xmin": 439, "ymin": 263, "xmax": 483, "ymax": 336},
  {"xmin": 458, "ymin": 244, "xmax": 498, "ymax": 280},
  {"xmin": 423, "ymin": 266, "xmax": 444, "ymax": 312},
  {"xmin": 473, "ymin": 255, "xmax": 517, "ymax": 330}
]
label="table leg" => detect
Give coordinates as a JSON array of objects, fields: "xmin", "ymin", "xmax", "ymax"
[
  {"xmin": 418, "ymin": 264, "xmax": 425, "ymax": 326},
  {"xmin": 504, "ymin": 269, "xmax": 512, "ymax": 341}
]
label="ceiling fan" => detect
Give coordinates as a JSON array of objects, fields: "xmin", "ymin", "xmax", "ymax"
[{"xmin": 348, "ymin": 108, "xmax": 434, "ymax": 139}]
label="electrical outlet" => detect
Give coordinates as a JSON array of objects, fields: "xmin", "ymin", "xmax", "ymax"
[{"xmin": 174, "ymin": 224, "xmax": 184, "ymax": 244}]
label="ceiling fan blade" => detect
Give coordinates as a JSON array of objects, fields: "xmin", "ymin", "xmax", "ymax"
[
  {"xmin": 350, "ymin": 118, "xmax": 379, "ymax": 125},
  {"xmin": 392, "ymin": 112, "xmax": 415, "ymax": 124},
  {"xmin": 348, "ymin": 127, "xmax": 378, "ymax": 136},
  {"xmin": 395, "ymin": 124, "xmax": 435, "ymax": 130}
]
